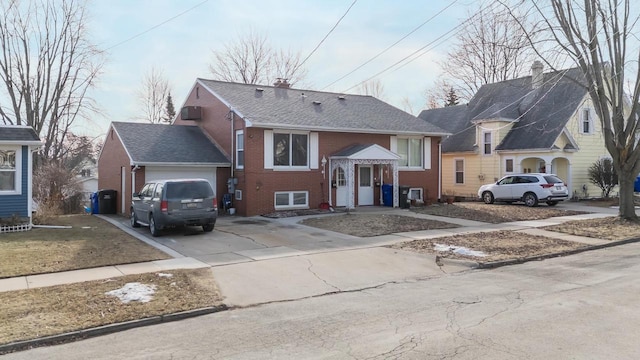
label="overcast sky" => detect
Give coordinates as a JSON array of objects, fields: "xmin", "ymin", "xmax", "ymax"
[{"xmin": 83, "ymin": 0, "xmax": 483, "ymax": 138}]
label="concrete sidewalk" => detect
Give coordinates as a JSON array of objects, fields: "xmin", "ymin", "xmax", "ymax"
[{"xmin": 0, "ymin": 204, "xmax": 622, "ymax": 308}]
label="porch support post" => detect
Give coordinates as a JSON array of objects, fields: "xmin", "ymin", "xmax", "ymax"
[
  {"xmin": 328, "ymin": 158, "xmax": 333, "ymax": 206},
  {"xmin": 393, "ymin": 161, "xmax": 399, "ymax": 207},
  {"xmin": 347, "ymin": 159, "xmax": 355, "ymax": 209}
]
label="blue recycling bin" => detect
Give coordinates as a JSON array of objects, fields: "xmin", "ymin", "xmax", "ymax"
[
  {"xmin": 382, "ymin": 184, "xmax": 393, "ymax": 207},
  {"xmin": 635, "ymin": 176, "xmax": 640, "ymax": 192},
  {"xmin": 90, "ymin": 192, "xmax": 99, "ymax": 214}
]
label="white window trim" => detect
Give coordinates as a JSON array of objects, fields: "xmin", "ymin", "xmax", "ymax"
[
  {"xmin": 408, "ymin": 187, "xmax": 423, "ymax": 201},
  {"xmin": 581, "ymin": 108, "xmax": 595, "ymax": 134},
  {"xmin": 235, "ymin": 130, "xmax": 244, "ymax": 169},
  {"xmin": 504, "ymin": 157, "xmax": 515, "ymax": 173},
  {"xmin": 0, "ymin": 146, "xmax": 22, "ymax": 195},
  {"xmin": 454, "ymin": 158, "xmax": 465, "ymax": 185},
  {"xmin": 274, "ymin": 191, "xmax": 309, "ymax": 210},
  {"xmin": 266, "ymin": 130, "xmax": 319, "ymax": 171},
  {"xmin": 482, "ymin": 131, "xmax": 492, "ymax": 155},
  {"xmin": 392, "ymin": 136, "xmax": 424, "ymax": 170},
  {"xmin": 235, "ymin": 189, "xmax": 242, "ymax": 201}
]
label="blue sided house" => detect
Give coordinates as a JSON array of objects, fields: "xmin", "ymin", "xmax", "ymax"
[{"xmin": 0, "ymin": 125, "xmax": 41, "ymax": 232}]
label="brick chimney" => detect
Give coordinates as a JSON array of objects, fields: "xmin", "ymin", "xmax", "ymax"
[
  {"xmin": 273, "ymin": 78, "xmax": 290, "ymax": 88},
  {"xmin": 531, "ymin": 61, "xmax": 544, "ymax": 89}
]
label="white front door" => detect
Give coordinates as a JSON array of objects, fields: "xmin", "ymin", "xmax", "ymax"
[
  {"xmin": 336, "ymin": 167, "xmax": 347, "ymax": 207},
  {"xmin": 358, "ymin": 165, "xmax": 374, "ymax": 206}
]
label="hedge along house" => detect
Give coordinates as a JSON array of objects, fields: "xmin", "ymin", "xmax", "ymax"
[
  {"xmin": 173, "ymin": 79, "xmax": 449, "ymax": 216},
  {"xmin": 0, "ymin": 125, "xmax": 41, "ymax": 232},
  {"xmin": 98, "ymin": 122, "xmax": 230, "ymax": 215}
]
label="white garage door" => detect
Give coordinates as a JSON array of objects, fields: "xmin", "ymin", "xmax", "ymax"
[{"xmin": 145, "ymin": 166, "xmax": 216, "ymax": 189}]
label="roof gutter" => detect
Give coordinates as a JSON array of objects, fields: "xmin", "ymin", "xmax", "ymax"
[
  {"xmin": 244, "ymin": 123, "xmax": 451, "ymax": 137},
  {"xmin": 130, "ymin": 162, "xmax": 231, "ymax": 167}
]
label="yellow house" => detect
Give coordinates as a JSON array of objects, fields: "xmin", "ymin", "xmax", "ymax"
[{"xmin": 419, "ymin": 61, "xmax": 611, "ymax": 201}]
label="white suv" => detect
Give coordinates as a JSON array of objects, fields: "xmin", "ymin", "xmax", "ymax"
[{"xmin": 478, "ymin": 173, "xmax": 569, "ymax": 207}]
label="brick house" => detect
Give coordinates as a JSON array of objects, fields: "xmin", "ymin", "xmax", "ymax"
[{"xmin": 170, "ymin": 79, "xmax": 449, "ymax": 216}]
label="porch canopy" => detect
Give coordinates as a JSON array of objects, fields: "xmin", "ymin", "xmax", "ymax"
[{"xmin": 329, "ymin": 144, "xmax": 399, "ymax": 209}]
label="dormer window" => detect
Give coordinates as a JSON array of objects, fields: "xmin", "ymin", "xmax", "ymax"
[{"xmin": 581, "ymin": 108, "xmax": 594, "ymax": 134}]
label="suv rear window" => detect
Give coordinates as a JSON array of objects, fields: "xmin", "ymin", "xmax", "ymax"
[
  {"xmin": 165, "ymin": 181, "xmax": 213, "ymax": 200},
  {"xmin": 543, "ymin": 175, "xmax": 564, "ymax": 184}
]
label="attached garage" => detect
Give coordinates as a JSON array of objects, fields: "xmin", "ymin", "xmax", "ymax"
[{"xmin": 98, "ymin": 122, "xmax": 230, "ymax": 215}]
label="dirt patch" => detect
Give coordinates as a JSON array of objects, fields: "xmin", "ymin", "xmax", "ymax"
[
  {"xmin": 413, "ymin": 202, "xmax": 588, "ymax": 223},
  {"xmin": 300, "ymin": 214, "xmax": 459, "ymax": 237},
  {"xmin": 0, "ymin": 268, "xmax": 223, "ymax": 346},
  {"xmin": 391, "ymin": 231, "xmax": 586, "ymax": 263},
  {"xmin": 544, "ymin": 217, "xmax": 640, "ymax": 241},
  {"xmin": 0, "ymin": 215, "xmax": 171, "ymax": 279}
]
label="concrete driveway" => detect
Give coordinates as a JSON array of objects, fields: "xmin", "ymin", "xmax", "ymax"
[{"xmin": 113, "ymin": 209, "xmax": 434, "ymax": 266}]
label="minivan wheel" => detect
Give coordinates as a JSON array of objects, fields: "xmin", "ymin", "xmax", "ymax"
[
  {"xmin": 149, "ymin": 215, "xmax": 160, "ymax": 237},
  {"xmin": 482, "ymin": 191, "xmax": 495, "ymax": 204},
  {"xmin": 130, "ymin": 210, "xmax": 140, "ymax": 228},
  {"xmin": 202, "ymin": 224, "xmax": 214, "ymax": 232},
  {"xmin": 524, "ymin": 192, "xmax": 538, "ymax": 207}
]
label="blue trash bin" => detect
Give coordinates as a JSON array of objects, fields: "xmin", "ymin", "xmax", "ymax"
[
  {"xmin": 635, "ymin": 176, "xmax": 640, "ymax": 192},
  {"xmin": 90, "ymin": 192, "xmax": 99, "ymax": 214},
  {"xmin": 382, "ymin": 184, "xmax": 393, "ymax": 207}
]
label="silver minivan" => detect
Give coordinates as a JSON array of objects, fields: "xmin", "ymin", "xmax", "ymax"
[{"xmin": 131, "ymin": 179, "xmax": 217, "ymax": 236}]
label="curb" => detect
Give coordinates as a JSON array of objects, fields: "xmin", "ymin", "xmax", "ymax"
[
  {"xmin": 477, "ymin": 236, "xmax": 640, "ymax": 269},
  {"xmin": 0, "ymin": 305, "xmax": 228, "ymax": 355}
]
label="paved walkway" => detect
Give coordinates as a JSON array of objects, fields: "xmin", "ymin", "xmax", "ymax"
[{"xmin": 0, "ymin": 203, "xmax": 625, "ymax": 306}]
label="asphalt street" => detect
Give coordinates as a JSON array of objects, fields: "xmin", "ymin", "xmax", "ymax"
[{"xmin": 5, "ymin": 241, "xmax": 640, "ymax": 359}]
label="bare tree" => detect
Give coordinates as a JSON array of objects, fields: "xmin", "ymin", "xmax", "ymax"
[
  {"xmin": 357, "ymin": 79, "xmax": 386, "ymax": 100},
  {"xmin": 515, "ymin": 0, "xmax": 640, "ymax": 220},
  {"xmin": 399, "ymin": 96, "xmax": 415, "ymax": 115},
  {"xmin": 436, "ymin": 6, "xmax": 540, "ymax": 101},
  {"xmin": 0, "ymin": 0, "xmax": 103, "ymax": 161},
  {"xmin": 136, "ymin": 67, "xmax": 171, "ymax": 123},
  {"xmin": 209, "ymin": 31, "xmax": 307, "ymax": 86}
]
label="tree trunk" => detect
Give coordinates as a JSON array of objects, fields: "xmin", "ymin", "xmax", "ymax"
[{"xmin": 617, "ymin": 170, "xmax": 637, "ymax": 220}]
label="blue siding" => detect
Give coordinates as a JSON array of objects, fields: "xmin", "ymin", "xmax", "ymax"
[{"xmin": 0, "ymin": 146, "xmax": 29, "ymax": 218}]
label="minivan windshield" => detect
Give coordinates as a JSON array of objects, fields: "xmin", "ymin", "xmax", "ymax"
[{"xmin": 165, "ymin": 181, "xmax": 213, "ymax": 200}]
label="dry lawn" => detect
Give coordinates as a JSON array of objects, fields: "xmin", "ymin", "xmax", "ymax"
[
  {"xmin": 302, "ymin": 202, "xmax": 637, "ymax": 264},
  {"xmin": 412, "ymin": 202, "xmax": 588, "ymax": 223},
  {"xmin": 300, "ymin": 213, "xmax": 459, "ymax": 237},
  {"xmin": 0, "ymin": 215, "xmax": 171, "ymax": 278},
  {"xmin": 391, "ymin": 231, "xmax": 586, "ymax": 263},
  {"xmin": 0, "ymin": 268, "xmax": 223, "ymax": 346},
  {"xmin": 544, "ymin": 217, "xmax": 640, "ymax": 241}
]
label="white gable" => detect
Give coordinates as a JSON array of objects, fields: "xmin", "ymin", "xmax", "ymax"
[{"xmin": 346, "ymin": 144, "xmax": 400, "ymax": 160}]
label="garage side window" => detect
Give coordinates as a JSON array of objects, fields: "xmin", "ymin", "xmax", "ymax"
[{"xmin": 236, "ymin": 130, "xmax": 244, "ymax": 169}]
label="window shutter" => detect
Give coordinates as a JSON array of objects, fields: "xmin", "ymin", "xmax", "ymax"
[
  {"xmin": 423, "ymin": 137, "xmax": 431, "ymax": 169},
  {"xmin": 390, "ymin": 136, "xmax": 397, "ymax": 153},
  {"xmin": 264, "ymin": 130, "xmax": 273, "ymax": 169},
  {"xmin": 310, "ymin": 132, "xmax": 319, "ymax": 169}
]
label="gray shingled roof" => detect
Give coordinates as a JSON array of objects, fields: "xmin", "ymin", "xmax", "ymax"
[
  {"xmin": 198, "ymin": 79, "xmax": 449, "ymax": 136},
  {"xmin": 0, "ymin": 126, "xmax": 40, "ymax": 143},
  {"xmin": 419, "ymin": 67, "xmax": 588, "ymax": 153},
  {"xmin": 111, "ymin": 122, "xmax": 229, "ymax": 165}
]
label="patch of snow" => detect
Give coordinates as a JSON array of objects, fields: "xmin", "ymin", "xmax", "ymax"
[
  {"xmin": 105, "ymin": 282, "xmax": 156, "ymax": 303},
  {"xmin": 157, "ymin": 273, "xmax": 173, "ymax": 278},
  {"xmin": 434, "ymin": 243, "xmax": 486, "ymax": 257}
]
